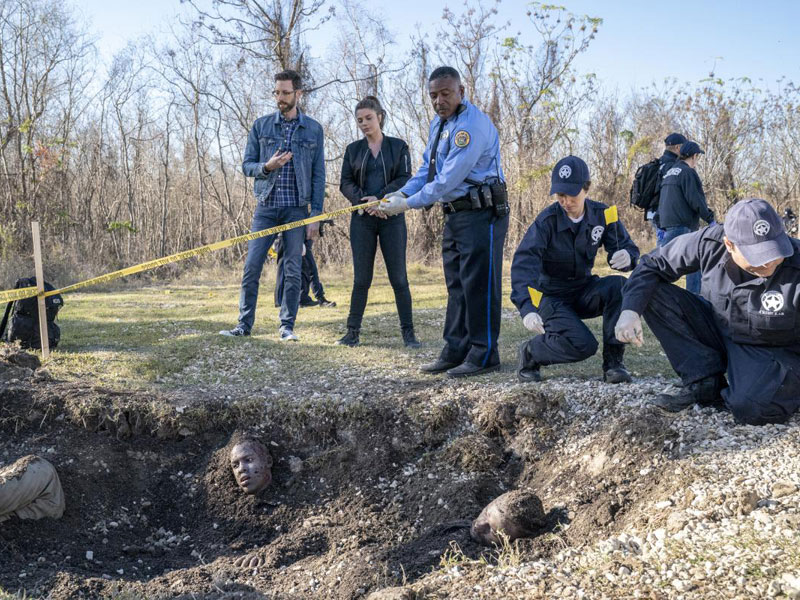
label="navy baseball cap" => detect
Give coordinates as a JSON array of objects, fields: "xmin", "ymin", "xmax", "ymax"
[
  {"xmin": 680, "ymin": 141, "xmax": 704, "ymax": 157},
  {"xmin": 550, "ymin": 156, "xmax": 590, "ymax": 196},
  {"xmin": 664, "ymin": 132, "xmax": 687, "ymax": 146},
  {"xmin": 724, "ymin": 199, "xmax": 793, "ymax": 266}
]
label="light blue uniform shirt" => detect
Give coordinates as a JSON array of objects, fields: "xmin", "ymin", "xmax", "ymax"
[{"xmin": 402, "ymin": 100, "xmax": 504, "ymax": 209}]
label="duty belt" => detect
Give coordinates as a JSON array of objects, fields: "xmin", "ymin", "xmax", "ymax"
[{"xmin": 442, "ymin": 197, "xmax": 491, "ymax": 215}]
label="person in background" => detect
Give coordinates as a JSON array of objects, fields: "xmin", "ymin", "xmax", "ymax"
[
  {"xmin": 337, "ymin": 96, "xmax": 418, "ymax": 348},
  {"xmin": 649, "ymin": 132, "xmax": 687, "ymax": 235},
  {"xmin": 656, "ymin": 140, "xmax": 714, "ymax": 294},
  {"xmin": 274, "ymin": 227, "xmax": 336, "ymax": 309}
]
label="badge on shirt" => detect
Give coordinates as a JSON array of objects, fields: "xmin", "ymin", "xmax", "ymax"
[
  {"xmin": 591, "ymin": 225, "xmax": 605, "ymax": 244},
  {"xmin": 454, "ymin": 130, "xmax": 470, "ymax": 148},
  {"xmin": 441, "ymin": 130, "xmax": 450, "ymax": 141},
  {"xmin": 760, "ymin": 290, "xmax": 785, "ymax": 314}
]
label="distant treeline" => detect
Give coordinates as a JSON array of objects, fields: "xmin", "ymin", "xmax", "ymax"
[{"xmin": 1, "ymin": 0, "xmax": 798, "ymax": 281}]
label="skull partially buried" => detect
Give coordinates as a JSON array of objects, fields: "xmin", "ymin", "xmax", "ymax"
[{"xmin": 230, "ymin": 439, "xmax": 273, "ymax": 495}]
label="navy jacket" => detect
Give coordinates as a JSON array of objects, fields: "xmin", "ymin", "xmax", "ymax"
[
  {"xmin": 657, "ymin": 160, "xmax": 714, "ymax": 229},
  {"xmin": 622, "ymin": 224, "xmax": 800, "ymax": 349},
  {"xmin": 242, "ymin": 110, "xmax": 326, "ymax": 216},
  {"xmin": 511, "ymin": 199, "xmax": 640, "ymax": 317}
]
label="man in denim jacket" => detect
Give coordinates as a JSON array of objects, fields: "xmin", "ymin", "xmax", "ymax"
[{"xmin": 220, "ymin": 69, "xmax": 325, "ymax": 341}]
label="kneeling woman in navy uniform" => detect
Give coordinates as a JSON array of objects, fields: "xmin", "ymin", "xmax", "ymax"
[{"xmin": 511, "ymin": 156, "xmax": 640, "ymax": 383}]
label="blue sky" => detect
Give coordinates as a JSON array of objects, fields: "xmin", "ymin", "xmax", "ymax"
[{"xmin": 73, "ymin": 0, "xmax": 800, "ymax": 89}]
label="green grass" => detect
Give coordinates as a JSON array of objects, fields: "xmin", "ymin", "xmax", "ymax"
[{"xmin": 43, "ymin": 261, "xmax": 673, "ymax": 392}]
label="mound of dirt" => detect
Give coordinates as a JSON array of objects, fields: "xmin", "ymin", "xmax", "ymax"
[{"xmin": 0, "ymin": 355, "xmax": 696, "ymax": 599}]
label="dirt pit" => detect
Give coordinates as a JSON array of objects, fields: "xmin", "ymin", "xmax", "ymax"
[{"xmin": 0, "ymin": 350, "xmax": 683, "ymax": 599}]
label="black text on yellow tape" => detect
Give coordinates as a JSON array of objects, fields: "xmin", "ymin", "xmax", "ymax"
[
  {"xmin": 0, "ymin": 286, "xmax": 39, "ymax": 303},
  {"xmin": 0, "ymin": 200, "xmax": 380, "ymax": 302}
]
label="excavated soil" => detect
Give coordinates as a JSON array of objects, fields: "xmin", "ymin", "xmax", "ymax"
[{"xmin": 0, "ymin": 349, "xmax": 687, "ymax": 599}]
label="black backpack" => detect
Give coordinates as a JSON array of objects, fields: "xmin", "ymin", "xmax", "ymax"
[
  {"xmin": 0, "ymin": 277, "xmax": 63, "ymax": 350},
  {"xmin": 630, "ymin": 158, "xmax": 662, "ymax": 212}
]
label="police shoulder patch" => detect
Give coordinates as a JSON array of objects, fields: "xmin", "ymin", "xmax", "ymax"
[{"xmin": 453, "ymin": 130, "xmax": 470, "ymax": 148}]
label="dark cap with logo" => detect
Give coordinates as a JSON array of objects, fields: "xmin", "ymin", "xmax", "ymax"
[
  {"xmin": 724, "ymin": 199, "xmax": 794, "ymax": 266},
  {"xmin": 664, "ymin": 132, "xmax": 687, "ymax": 146},
  {"xmin": 680, "ymin": 141, "xmax": 704, "ymax": 157},
  {"xmin": 550, "ymin": 156, "xmax": 590, "ymax": 196}
]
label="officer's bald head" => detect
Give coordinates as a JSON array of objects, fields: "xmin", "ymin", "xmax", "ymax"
[{"xmin": 428, "ymin": 67, "xmax": 464, "ymax": 120}]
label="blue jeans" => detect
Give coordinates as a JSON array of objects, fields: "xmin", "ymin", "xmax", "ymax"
[
  {"xmin": 658, "ymin": 225, "xmax": 700, "ymax": 294},
  {"xmin": 238, "ymin": 205, "xmax": 307, "ymax": 332}
]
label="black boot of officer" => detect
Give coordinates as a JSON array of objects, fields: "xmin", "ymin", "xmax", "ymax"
[
  {"xmin": 602, "ymin": 344, "xmax": 632, "ymax": 383},
  {"xmin": 516, "ymin": 340, "xmax": 632, "ymax": 383},
  {"xmin": 651, "ymin": 374, "xmax": 727, "ymax": 413}
]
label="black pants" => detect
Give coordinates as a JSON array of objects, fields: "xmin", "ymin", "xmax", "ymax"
[
  {"xmin": 643, "ymin": 281, "xmax": 800, "ymax": 425},
  {"xmin": 347, "ymin": 212, "xmax": 413, "ymax": 330},
  {"xmin": 275, "ymin": 239, "xmax": 324, "ymax": 307},
  {"xmin": 440, "ymin": 208, "xmax": 508, "ymax": 368},
  {"xmin": 524, "ymin": 275, "xmax": 626, "ymax": 370}
]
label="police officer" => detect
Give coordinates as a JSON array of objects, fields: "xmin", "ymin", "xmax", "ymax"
[
  {"xmin": 377, "ymin": 66, "xmax": 508, "ymax": 377},
  {"xmin": 649, "ymin": 132, "xmax": 687, "ymax": 230},
  {"xmin": 511, "ymin": 156, "xmax": 640, "ymax": 383},
  {"xmin": 615, "ymin": 199, "xmax": 800, "ymax": 425},
  {"xmin": 657, "ymin": 140, "xmax": 714, "ymax": 294}
]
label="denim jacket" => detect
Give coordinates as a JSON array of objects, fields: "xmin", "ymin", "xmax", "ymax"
[{"xmin": 241, "ymin": 110, "xmax": 326, "ymax": 216}]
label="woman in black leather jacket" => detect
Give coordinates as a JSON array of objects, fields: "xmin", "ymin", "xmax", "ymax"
[{"xmin": 337, "ymin": 96, "xmax": 419, "ymax": 347}]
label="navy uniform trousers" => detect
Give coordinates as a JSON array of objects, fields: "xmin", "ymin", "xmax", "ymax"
[
  {"xmin": 526, "ymin": 275, "xmax": 627, "ymax": 370},
  {"xmin": 440, "ymin": 207, "xmax": 508, "ymax": 368},
  {"xmin": 643, "ymin": 280, "xmax": 800, "ymax": 425}
]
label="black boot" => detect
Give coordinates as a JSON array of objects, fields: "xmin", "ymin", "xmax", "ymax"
[
  {"xmin": 602, "ymin": 345, "xmax": 632, "ymax": 384},
  {"xmin": 650, "ymin": 374, "xmax": 727, "ymax": 413},
  {"xmin": 318, "ymin": 297, "xmax": 337, "ymax": 308},
  {"xmin": 402, "ymin": 327, "xmax": 421, "ymax": 348},
  {"xmin": 336, "ymin": 327, "xmax": 360, "ymax": 347},
  {"xmin": 517, "ymin": 341, "xmax": 542, "ymax": 382}
]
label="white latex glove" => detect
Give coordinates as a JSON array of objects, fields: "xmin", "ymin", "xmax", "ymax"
[
  {"xmin": 377, "ymin": 192, "xmax": 409, "ymax": 216},
  {"xmin": 610, "ymin": 249, "xmax": 631, "ymax": 270},
  {"xmin": 301, "ymin": 243, "xmax": 307, "ymax": 256},
  {"xmin": 615, "ymin": 309, "xmax": 643, "ymax": 347},
  {"xmin": 522, "ymin": 312, "xmax": 545, "ymax": 335}
]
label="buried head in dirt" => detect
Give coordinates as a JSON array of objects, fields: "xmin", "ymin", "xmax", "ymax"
[{"xmin": 0, "ymin": 362, "xmax": 681, "ymax": 599}]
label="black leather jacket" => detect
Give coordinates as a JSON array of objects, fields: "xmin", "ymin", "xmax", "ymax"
[{"xmin": 339, "ymin": 136, "xmax": 411, "ymax": 205}]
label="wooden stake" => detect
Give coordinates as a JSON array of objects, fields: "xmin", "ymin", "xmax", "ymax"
[{"xmin": 31, "ymin": 221, "xmax": 50, "ymax": 359}]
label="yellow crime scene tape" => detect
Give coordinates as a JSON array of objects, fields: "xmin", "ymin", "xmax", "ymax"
[{"xmin": 0, "ymin": 200, "xmax": 381, "ymax": 304}]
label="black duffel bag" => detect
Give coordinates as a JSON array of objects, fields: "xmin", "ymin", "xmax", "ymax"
[{"xmin": 0, "ymin": 277, "xmax": 63, "ymax": 349}]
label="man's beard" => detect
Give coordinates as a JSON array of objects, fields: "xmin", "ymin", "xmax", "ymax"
[{"xmin": 278, "ymin": 99, "xmax": 296, "ymax": 114}]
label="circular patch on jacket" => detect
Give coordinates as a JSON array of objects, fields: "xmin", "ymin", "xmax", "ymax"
[
  {"xmin": 753, "ymin": 219, "xmax": 771, "ymax": 237},
  {"xmin": 591, "ymin": 225, "xmax": 605, "ymax": 243},
  {"xmin": 454, "ymin": 130, "xmax": 470, "ymax": 148},
  {"xmin": 761, "ymin": 290, "xmax": 784, "ymax": 312},
  {"xmin": 559, "ymin": 165, "xmax": 572, "ymax": 179}
]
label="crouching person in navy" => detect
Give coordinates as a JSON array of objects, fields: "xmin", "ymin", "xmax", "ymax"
[
  {"xmin": 615, "ymin": 199, "xmax": 800, "ymax": 425},
  {"xmin": 511, "ymin": 156, "xmax": 640, "ymax": 383},
  {"xmin": 376, "ymin": 66, "xmax": 509, "ymax": 377}
]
